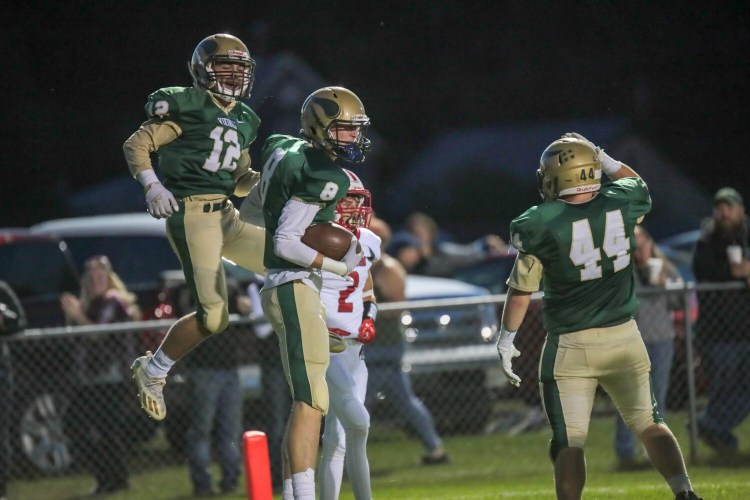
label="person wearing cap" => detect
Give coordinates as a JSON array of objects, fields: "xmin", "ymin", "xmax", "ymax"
[{"xmin": 691, "ymin": 187, "xmax": 750, "ymax": 454}]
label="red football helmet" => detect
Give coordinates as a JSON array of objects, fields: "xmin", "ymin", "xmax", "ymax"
[{"xmin": 335, "ymin": 169, "xmax": 372, "ymax": 231}]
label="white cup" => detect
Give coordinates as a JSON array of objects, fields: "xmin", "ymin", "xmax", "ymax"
[
  {"xmin": 646, "ymin": 257, "xmax": 663, "ymax": 285},
  {"xmin": 727, "ymin": 245, "xmax": 743, "ymax": 265}
]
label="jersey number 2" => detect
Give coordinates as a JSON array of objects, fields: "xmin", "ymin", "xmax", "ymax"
[
  {"xmin": 569, "ymin": 210, "xmax": 630, "ymax": 281},
  {"xmin": 338, "ymin": 272, "xmax": 360, "ymax": 313}
]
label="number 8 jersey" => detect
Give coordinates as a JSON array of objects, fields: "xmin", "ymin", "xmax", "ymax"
[
  {"xmin": 320, "ymin": 228, "xmax": 381, "ymax": 334},
  {"xmin": 509, "ymin": 177, "xmax": 651, "ymax": 335}
]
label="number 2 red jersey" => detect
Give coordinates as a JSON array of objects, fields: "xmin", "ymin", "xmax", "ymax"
[{"xmin": 320, "ymin": 228, "xmax": 381, "ymax": 334}]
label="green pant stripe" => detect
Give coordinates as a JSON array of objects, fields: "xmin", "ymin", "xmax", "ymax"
[
  {"xmin": 650, "ymin": 372, "xmax": 664, "ymax": 424},
  {"xmin": 540, "ymin": 335, "xmax": 568, "ymax": 457},
  {"xmin": 277, "ymin": 283, "xmax": 312, "ymax": 404},
  {"xmin": 166, "ymin": 214, "xmax": 203, "ymax": 320}
]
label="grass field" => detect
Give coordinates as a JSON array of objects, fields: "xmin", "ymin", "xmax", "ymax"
[{"xmin": 9, "ymin": 410, "xmax": 750, "ymax": 499}]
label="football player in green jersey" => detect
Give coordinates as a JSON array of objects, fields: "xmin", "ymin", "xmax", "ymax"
[
  {"xmin": 123, "ymin": 34, "xmax": 267, "ymax": 422},
  {"xmin": 241, "ymin": 86, "xmax": 368, "ymax": 500},
  {"xmin": 497, "ymin": 134, "xmax": 701, "ymax": 500}
]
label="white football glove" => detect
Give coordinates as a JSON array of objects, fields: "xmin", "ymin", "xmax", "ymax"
[
  {"xmin": 145, "ymin": 182, "xmax": 179, "ymax": 219},
  {"xmin": 496, "ymin": 327, "xmax": 521, "ymax": 388},
  {"xmin": 562, "ymin": 132, "xmax": 621, "ymax": 175},
  {"xmin": 341, "ymin": 238, "xmax": 364, "ymax": 274},
  {"xmin": 562, "ymin": 132, "xmax": 596, "ymax": 150}
]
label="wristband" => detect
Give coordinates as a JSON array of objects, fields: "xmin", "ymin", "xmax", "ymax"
[
  {"xmin": 321, "ymin": 256, "xmax": 348, "ymax": 276},
  {"xmin": 599, "ymin": 150, "xmax": 622, "ymax": 176},
  {"xmin": 363, "ymin": 300, "xmax": 378, "ymax": 321},
  {"xmin": 497, "ymin": 325, "xmax": 517, "ymax": 347},
  {"xmin": 137, "ymin": 169, "xmax": 160, "ymax": 187}
]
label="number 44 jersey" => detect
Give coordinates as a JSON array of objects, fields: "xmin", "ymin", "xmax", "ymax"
[{"xmin": 509, "ymin": 177, "xmax": 651, "ymax": 335}]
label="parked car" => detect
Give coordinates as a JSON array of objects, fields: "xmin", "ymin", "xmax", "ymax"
[
  {"xmin": 0, "ymin": 229, "xmax": 80, "ymax": 327},
  {"xmin": 0, "ymin": 230, "xmax": 160, "ymax": 476}
]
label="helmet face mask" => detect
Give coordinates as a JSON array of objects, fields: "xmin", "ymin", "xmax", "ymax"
[
  {"xmin": 189, "ymin": 34, "xmax": 255, "ymax": 101},
  {"xmin": 335, "ymin": 169, "xmax": 373, "ymax": 231},
  {"xmin": 301, "ymin": 87, "xmax": 371, "ymax": 163},
  {"xmin": 537, "ymin": 137, "xmax": 602, "ymax": 201}
]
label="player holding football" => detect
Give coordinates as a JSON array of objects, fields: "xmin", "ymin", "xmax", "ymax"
[
  {"xmin": 123, "ymin": 33, "xmax": 267, "ymax": 422},
  {"xmin": 241, "ymin": 87, "xmax": 368, "ymax": 500},
  {"xmin": 318, "ymin": 170, "xmax": 377, "ymax": 500},
  {"xmin": 496, "ymin": 133, "xmax": 701, "ymax": 500}
]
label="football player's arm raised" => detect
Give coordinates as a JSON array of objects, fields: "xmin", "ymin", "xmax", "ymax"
[
  {"xmin": 561, "ymin": 132, "xmax": 640, "ymax": 180},
  {"xmin": 123, "ymin": 119, "xmax": 181, "ymax": 218},
  {"xmin": 274, "ymin": 198, "xmax": 362, "ymax": 277}
]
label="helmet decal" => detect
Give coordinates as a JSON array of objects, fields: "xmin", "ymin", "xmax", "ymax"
[{"xmin": 313, "ymin": 97, "xmax": 341, "ymax": 118}]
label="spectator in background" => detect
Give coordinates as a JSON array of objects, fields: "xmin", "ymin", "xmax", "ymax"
[
  {"xmin": 0, "ymin": 280, "xmax": 26, "ymax": 500},
  {"xmin": 178, "ymin": 277, "xmax": 250, "ymax": 497},
  {"xmin": 367, "ymin": 217, "xmax": 450, "ymax": 466},
  {"xmin": 614, "ymin": 225, "xmax": 684, "ymax": 470},
  {"xmin": 692, "ymin": 187, "xmax": 750, "ymax": 454},
  {"xmin": 60, "ymin": 255, "xmax": 141, "ymax": 496},
  {"xmin": 388, "ymin": 211, "xmax": 507, "ymax": 277}
]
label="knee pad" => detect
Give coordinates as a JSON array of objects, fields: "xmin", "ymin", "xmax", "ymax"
[
  {"xmin": 200, "ymin": 302, "xmax": 229, "ymax": 334},
  {"xmin": 306, "ymin": 362, "xmax": 329, "ymax": 414},
  {"xmin": 340, "ymin": 397, "xmax": 370, "ymax": 431},
  {"xmin": 622, "ymin": 408, "xmax": 660, "ymax": 437},
  {"xmin": 550, "ymin": 423, "xmax": 587, "ymax": 461}
]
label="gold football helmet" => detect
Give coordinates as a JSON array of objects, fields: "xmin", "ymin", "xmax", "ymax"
[
  {"xmin": 300, "ymin": 87, "xmax": 371, "ymax": 163},
  {"xmin": 537, "ymin": 136, "xmax": 602, "ymax": 201},
  {"xmin": 188, "ymin": 33, "xmax": 255, "ymax": 101}
]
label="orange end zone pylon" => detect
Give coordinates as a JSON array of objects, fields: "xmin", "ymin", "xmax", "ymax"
[{"xmin": 242, "ymin": 430, "xmax": 273, "ymax": 500}]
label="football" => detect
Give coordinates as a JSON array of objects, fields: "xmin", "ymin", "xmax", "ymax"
[{"xmin": 302, "ymin": 222, "xmax": 357, "ymax": 261}]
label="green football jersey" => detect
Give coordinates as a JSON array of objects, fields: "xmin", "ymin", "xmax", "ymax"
[
  {"xmin": 510, "ymin": 177, "xmax": 651, "ymax": 335},
  {"xmin": 257, "ymin": 134, "xmax": 351, "ymax": 270},
  {"xmin": 144, "ymin": 87, "xmax": 261, "ymax": 198}
]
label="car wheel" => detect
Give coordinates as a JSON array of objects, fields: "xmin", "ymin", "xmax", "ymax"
[{"xmin": 16, "ymin": 391, "xmax": 74, "ymax": 475}]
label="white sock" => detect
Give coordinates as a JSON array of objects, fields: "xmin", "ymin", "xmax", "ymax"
[
  {"xmin": 667, "ymin": 474, "xmax": 692, "ymax": 495},
  {"xmin": 291, "ymin": 468, "xmax": 316, "ymax": 500},
  {"xmin": 145, "ymin": 349, "xmax": 174, "ymax": 379},
  {"xmin": 282, "ymin": 478, "xmax": 294, "ymax": 500}
]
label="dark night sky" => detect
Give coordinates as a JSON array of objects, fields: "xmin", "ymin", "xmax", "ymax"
[{"xmin": 2, "ymin": 1, "xmax": 748, "ymax": 235}]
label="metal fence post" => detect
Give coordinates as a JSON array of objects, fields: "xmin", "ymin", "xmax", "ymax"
[{"xmin": 682, "ymin": 282, "xmax": 699, "ymax": 463}]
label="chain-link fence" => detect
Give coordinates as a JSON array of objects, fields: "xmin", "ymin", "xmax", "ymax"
[{"xmin": 2, "ymin": 282, "xmax": 748, "ymax": 487}]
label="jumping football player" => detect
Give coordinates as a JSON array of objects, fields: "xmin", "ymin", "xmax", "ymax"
[
  {"xmin": 124, "ymin": 34, "xmax": 268, "ymax": 422},
  {"xmin": 497, "ymin": 133, "xmax": 701, "ymax": 500},
  {"xmin": 319, "ymin": 170, "xmax": 377, "ymax": 500},
  {"xmin": 242, "ymin": 87, "xmax": 368, "ymax": 500}
]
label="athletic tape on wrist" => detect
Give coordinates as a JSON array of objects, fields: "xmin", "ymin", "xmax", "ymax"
[
  {"xmin": 321, "ymin": 256, "xmax": 348, "ymax": 276},
  {"xmin": 137, "ymin": 169, "xmax": 160, "ymax": 187},
  {"xmin": 363, "ymin": 300, "xmax": 378, "ymax": 321}
]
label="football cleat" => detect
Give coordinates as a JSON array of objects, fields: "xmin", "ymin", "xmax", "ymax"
[
  {"xmin": 131, "ymin": 351, "xmax": 167, "ymax": 420},
  {"xmin": 675, "ymin": 491, "xmax": 702, "ymax": 500}
]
